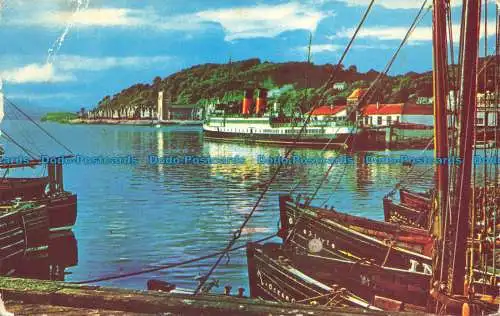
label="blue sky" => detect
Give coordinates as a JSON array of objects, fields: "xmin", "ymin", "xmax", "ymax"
[{"xmin": 0, "ymin": 0, "xmax": 498, "ymax": 112}]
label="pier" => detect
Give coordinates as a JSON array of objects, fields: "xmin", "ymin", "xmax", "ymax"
[{"xmin": 0, "ymin": 277, "xmax": 419, "ymax": 315}]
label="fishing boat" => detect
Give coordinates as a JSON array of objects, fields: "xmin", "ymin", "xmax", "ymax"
[
  {"xmin": 278, "ymin": 194, "xmax": 433, "ymax": 273},
  {"xmin": 246, "ymin": 242, "xmax": 382, "ymax": 310},
  {"xmin": 0, "ymin": 174, "xmax": 76, "ymax": 231},
  {"xmin": 383, "ymin": 188, "xmax": 431, "ymax": 229},
  {"xmin": 0, "ymin": 79, "xmax": 77, "ymax": 232},
  {"xmin": 245, "ymin": 0, "xmax": 499, "ymax": 313}
]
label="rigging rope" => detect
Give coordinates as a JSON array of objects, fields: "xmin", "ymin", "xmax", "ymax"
[
  {"xmin": 70, "ymin": 233, "xmax": 277, "ymax": 285},
  {"xmin": 0, "ymin": 130, "xmax": 38, "ymax": 160},
  {"xmin": 4, "ymin": 97, "xmax": 74, "ymax": 155},
  {"xmin": 193, "ymin": 0, "xmax": 377, "ymax": 295},
  {"xmin": 6, "ymin": 106, "xmax": 44, "ymax": 156},
  {"xmin": 309, "ymin": 0, "xmax": 430, "ymax": 203},
  {"xmin": 320, "ymin": 0, "xmax": 377, "ymax": 98},
  {"xmin": 493, "ymin": 0, "xmax": 499, "ymax": 279}
]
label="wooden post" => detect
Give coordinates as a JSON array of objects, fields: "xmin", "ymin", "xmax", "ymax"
[
  {"xmin": 56, "ymin": 163, "xmax": 63, "ymax": 193},
  {"xmin": 48, "ymin": 163, "xmax": 56, "ymax": 194}
]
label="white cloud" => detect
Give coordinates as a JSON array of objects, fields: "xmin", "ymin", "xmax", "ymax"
[
  {"xmin": 55, "ymin": 55, "xmax": 173, "ymax": 71},
  {"xmin": 39, "ymin": 8, "xmax": 145, "ymax": 27},
  {"xmin": 335, "ymin": 0, "xmax": 457, "ymax": 9},
  {"xmin": 0, "ymin": 55, "xmax": 173, "ymax": 84},
  {"xmin": 336, "ymin": 0, "xmax": 499, "ymax": 9},
  {"xmin": 298, "ymin": 44, "xmax": 342, "ymax": 53},
  {"xmin": 1, "ymin": 63, "xmax": 75, "ymax": 83},
  {"xmin": 8, "ymin": 92, "xmax": 79, "ymax": 100},
  {"xmin": 6, "ymin": 2, "xmax": 329, "ymax": 41},
  {"xmin": 335, "ymin": 21, "xmax": 497, "ymax": 42},
  {"xmin": 195, "ymin": 3, "xmax": 329, "ymax": 41}
]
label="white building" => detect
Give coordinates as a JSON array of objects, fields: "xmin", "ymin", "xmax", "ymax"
[
  {"xmin": 476, "ymin": 92, "xmax": 499, "ymax": 127},
  {"xmin": 333, "ymin": 82, "xmax": 347, "ymax": 91},
  {"xmin": 309, "ymin": 105, "xmax": 347, "ymax": 121},
  {"xmin": 359, "ymin": 103, "xmax": 434, "ymax": 127}
]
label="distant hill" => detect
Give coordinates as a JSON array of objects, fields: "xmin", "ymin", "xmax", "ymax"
[{"xmin": 90, "ymin": 57, "xmax": 496, "ymax": 115}]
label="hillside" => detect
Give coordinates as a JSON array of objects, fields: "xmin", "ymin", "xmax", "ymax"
[
  {"xmin": 41, "ymin": 112, "xmax": 78, "ymax": 123},
  {"xmin": 90, "ymin": 57, "xmax": 496, "ymax": 115}
]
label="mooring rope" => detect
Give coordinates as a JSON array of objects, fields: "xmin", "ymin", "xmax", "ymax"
[
  {"xmin": 4, "ymin": 97, "xmax": 74, "ymax": 155},
  {"xmin": 70, "ymin": 233, "xmax": 277, "ymax": 285},
  {"xmin": 192, "ymin": 0, "xmax": 378, "ymax": 295}
]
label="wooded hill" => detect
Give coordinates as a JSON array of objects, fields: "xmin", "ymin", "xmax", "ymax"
[{"xmin": 92, "ymin": 57, "xmax": 496, "ymax": 115}]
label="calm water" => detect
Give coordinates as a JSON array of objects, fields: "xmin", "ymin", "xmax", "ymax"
[{"xmin": 2, "ymin": 121, "xmax": 443, "ymax": 292}]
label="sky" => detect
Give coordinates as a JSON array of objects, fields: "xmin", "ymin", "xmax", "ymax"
[{"xmin": 0, "ymin": 0, "xmax": 498, "ymax": 112}]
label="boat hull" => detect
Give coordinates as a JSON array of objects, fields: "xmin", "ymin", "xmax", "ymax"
[
  {"xmin": 0, "ymin": 211, "xmax": 26, "ymax": 273},
  {"xmin": 46, "ymin": 194, "xmax": 77, "ymax": 231},
  {"xmin": 20, "ymin": 204, "xmax": 50, "ymax": 249},
  {"xmin": 278, "ymin": 195, "xmax": 433, "ymax": 274},
  {"xmin": 0, "ymin": 177, "xmax": 49, "ymax": 201},
  {"xmin": 288, "ymin": 252, "xmax": 430, "ymax": 311},
  {"xmin": 246, "ymin": 242, "xmax": 379, "ymax": 310},
  {"xmin": 16, "ymin": 230, "xmax": 77, "ymax": 280},
  {"xmin": 383, "ymin": 198, "xmax": 428, "ymax": 229},
  {"xmin": 203, "ymin": 129, "xmax": 352, "ymax": 149}
]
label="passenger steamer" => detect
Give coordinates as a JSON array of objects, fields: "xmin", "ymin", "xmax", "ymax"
[{"xmin": 203, "ymin": 88, "xmax": 356, "ymax": 149}]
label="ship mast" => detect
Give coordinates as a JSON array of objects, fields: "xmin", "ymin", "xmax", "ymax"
[
  {"xmin": 451, "ymin": 0, "xmax": 481, "ymax": 295},
  {"xmin": 430, "ymin": 0, "xmax": 482, "ymax": 309},
  {"xmin": 430, "ymin": 0, "xmax": 450, "ymax": 291}
]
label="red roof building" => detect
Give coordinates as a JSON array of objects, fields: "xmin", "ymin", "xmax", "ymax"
[
  {"xmin": 359, "ymin": 103, "xmax": 433, "ymax": 127},
  {"xmin": 347, "ymin": 88, "xmax": 367, "ymax": 100},
  {"xmin": 310, "ymin": 105, "xmax": 347, "ymax": 116}
]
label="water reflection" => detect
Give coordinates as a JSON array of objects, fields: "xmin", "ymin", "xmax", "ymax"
[
  {"xmin": 5, "ymin": 122, "xmax": 497, "ymax": 292},
  {"xmin": 15, "ymin": 231, "xmax": 78, "ymax": 281}
]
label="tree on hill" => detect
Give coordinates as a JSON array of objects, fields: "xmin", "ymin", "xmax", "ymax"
[{"xmin": 88, "ymin": 57, "xmax": 447, "ymax": 113}]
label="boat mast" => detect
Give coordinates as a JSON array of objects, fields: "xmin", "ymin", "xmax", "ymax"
[
  {"xmin": 451, "ymin": 0, "xmax": 481, "ymax": 295},
  {"xmin": 430, "ymin": 0, "xmax": 450, "ymax": 289},
  {"xmin": 307, "ymin": 32, "xmax": 313, "ymax": 64}
]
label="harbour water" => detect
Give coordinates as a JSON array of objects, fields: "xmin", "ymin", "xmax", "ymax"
[{"xmin": 1, "ymin": 121, "xmax": 448, "ymax": 292}]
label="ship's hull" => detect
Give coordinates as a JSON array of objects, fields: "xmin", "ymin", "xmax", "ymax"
[
  {"xmin": 383, "ymin": 197, "xmax": 428, "ymax": 229},
  {"xmin": 0, "ymin": 177, "xmax": 49, "ymax": 201},
  {"xmin": 0, "ymin": 176, "xmax": 77, "ymax": 231},
  {"xmin": 288, "ymin": 251, "xmax": 430, "ymax": 311},
  {"xmin": 46, "ymin": 194, "xmax": 77, "ymax": 231},
  {"xmin": 204, "ymin": 129, "xmax": 353, "ymax": 148},
  {"xmin": 20, "ymin": 204, "xmax": 50, "ymax": 249},
  {"xmin": 0, "ymin": 211, "xmax": 26, "ymax": 273},
  {"xmin": 278, "ymin": 195, "xmax": 433, "ymax": 274},
  {"xmin": 246, "ymin": 242, "xmax": 380, "ymax": 311},
  {"xmin": 16, "ymin": 230, "xmax": 77, "ymax": 281}
]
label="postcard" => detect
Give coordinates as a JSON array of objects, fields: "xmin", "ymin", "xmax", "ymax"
[{"xmin": 0, "ymin": 0, "xmax": 498, "ymax": 314}]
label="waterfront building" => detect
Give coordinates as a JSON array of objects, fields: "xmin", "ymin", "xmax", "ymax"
[
  {"xmin": 347, "ymin": 88, "xmax": 367, "ymax": 108},
  {"xmin": 359, "ymin": 102, "xmax": 434, "ymax": 127},
  {"xmin": 476, "ymin": 92, "xmax": 499, "ymax": 127},
  {"xmin": 309, "ymin": 105, "xmax": 347, "ymax": 121},
  {"xmin": 332, "ymin": 82, "xmax": 347, "ymax": 91}
]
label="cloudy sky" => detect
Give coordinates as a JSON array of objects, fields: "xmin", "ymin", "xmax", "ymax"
[{"xmin": 0, "ymin": 0, "xmax": 498, "ymax": 112}]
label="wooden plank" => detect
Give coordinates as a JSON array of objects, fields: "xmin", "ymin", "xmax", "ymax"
[{"xmin": 0, "ymin": 277, "xmax": 426, "ymax": 315}]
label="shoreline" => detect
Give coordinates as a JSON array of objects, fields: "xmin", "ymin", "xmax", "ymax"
[{"xmin": 64, "ymin": 119, "xmax": 203, "ymax": 126}]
